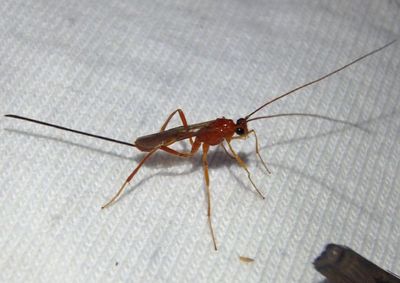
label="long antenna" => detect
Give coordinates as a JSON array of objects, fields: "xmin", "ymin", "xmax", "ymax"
[
  {"xmin": 245, "ymin": 39, "xmax": 397, "ymax": 120},
  {"xmin": 246, "ymin": 112, "xmax": 368, "ymax": 131},
  {"xmin": 4, "ymin": 114, "xmax": 136, "ymax": 148}
]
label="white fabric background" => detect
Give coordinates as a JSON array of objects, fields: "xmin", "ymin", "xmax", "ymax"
[{"xmin": 1, "ymin": 0, "xmax": 399, "ymax": 282}]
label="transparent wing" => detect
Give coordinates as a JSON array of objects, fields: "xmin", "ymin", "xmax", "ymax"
[{"xmin": 135, "ymin": 120, "xmax": 214, "ymax": 151}]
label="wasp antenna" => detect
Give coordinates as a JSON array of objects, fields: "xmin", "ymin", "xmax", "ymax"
[
  {"xmin": 4, "ymin": 114, "xmax": 136, "ymax": 148},
  {"xmin": 247, "ymin": 113, "xmax": 369, "ymax": 132},
  {"xmin": 245, "ymin": 39, "xmax": 397, "ymax": 119}
]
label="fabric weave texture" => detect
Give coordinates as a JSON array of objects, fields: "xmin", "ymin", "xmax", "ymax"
[{"xmin": 1, "ymin": 1, "xmax": 399, "ymax": 282}]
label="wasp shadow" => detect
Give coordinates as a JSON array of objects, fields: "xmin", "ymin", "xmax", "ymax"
[{"xmin": 261, "ymin": 108, "xmax": 399, "ymax": 150}]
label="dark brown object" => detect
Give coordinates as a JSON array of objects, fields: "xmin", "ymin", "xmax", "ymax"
[{"xmin": 314, "ymin": 244, "xmax": 400, "ymax": 283}]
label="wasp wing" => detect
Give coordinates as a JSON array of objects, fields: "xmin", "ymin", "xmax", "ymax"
[{"xmin": 134, "ymin": 120, "xmax": 214, "ymax": 151}]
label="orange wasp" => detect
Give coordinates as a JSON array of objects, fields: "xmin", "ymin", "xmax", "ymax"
[{"xmin": 5, "ymin": 40, "xmax": 396, "ymax": 250}]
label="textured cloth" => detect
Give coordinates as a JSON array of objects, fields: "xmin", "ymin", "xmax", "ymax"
[{"xmin": 1, "ymin": 1, "xmax": 399, "ymax": 282}]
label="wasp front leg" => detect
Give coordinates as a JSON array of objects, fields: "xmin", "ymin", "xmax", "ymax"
[{"xmin": 226, "ymin": 140, "xmax": 265, "ymax": 199}]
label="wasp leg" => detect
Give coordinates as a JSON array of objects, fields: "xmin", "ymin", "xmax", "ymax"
[{"xmin": 226, "ymin": 140, "xmax": 265, "ymax": 199}]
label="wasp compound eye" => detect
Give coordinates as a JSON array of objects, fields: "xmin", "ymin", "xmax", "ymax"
[{"xmin": 236, "ymin": 127, "xmax": 245, "ymax": 135}]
